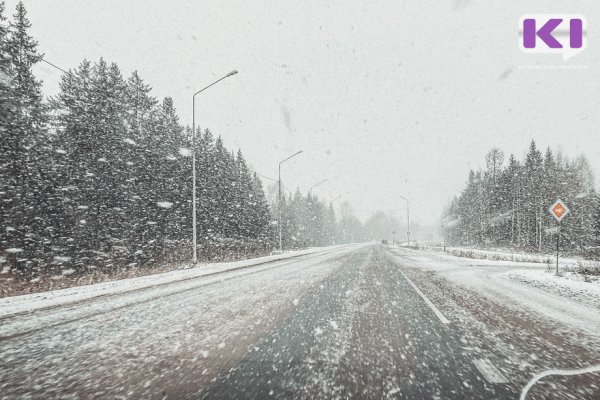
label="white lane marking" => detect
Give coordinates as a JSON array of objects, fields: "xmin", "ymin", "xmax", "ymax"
[
  {"xmin": 520, "ymin": 364, "xmax": 600, "ymax": 400},
  {"xmin": 473, "ymin": 359, "xmax": 508, "ymax": 384},
  {"xmin": 399, "ymin": 271, "xmax": 450, "ymax": 324}
]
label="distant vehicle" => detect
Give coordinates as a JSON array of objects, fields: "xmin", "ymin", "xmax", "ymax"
[{"xmin": 381, "ymin": 239, "xmax": 388, "ymax": 245}]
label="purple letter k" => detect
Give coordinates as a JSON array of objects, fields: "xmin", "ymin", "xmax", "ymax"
[{"xmin": 523, "ymin": 18, "xmax": 563, "ymax": 48}]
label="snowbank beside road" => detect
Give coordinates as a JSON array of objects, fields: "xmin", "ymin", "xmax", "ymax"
[
  {"xmin": 445, "ymin": 247, "xmax": 568, "ymax": 265},
  {"xmin": 439, "ymin": 248, "xmax": 600, "ymax": 306},
  {"xmin": 394, "ymin": 247, "xmax": 600, "ymax": 307},
  {"xmin": 504, "ymin": 269, "xmax": 600, "ymax": 309},
  {"xmin": 0, "ymin": 246, "xmax": 346, "ymax": 318},
  {"xmin": 390, "ymin": 247, "xmax": 600, "ymax": 336},
  {"xmin": 442, "ymin": 247, "xmax": 600, "ymax": 275}
]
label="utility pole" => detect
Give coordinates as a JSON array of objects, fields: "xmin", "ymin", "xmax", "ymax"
[
  {"xmin": 399, "ymin": 195, "xmax": 410, "ymax": 246},
  {"xmin": 441, "ymin": 222, "xmax": 446, "ymax": 252}
]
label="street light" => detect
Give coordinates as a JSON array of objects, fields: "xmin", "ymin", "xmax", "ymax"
[
  {"xmin": 308, "ymin": 178, "xmax": 328, "ymax": 194},
  {"xmin": 441, "ymin": 221, "xmax": 446, "ymax": 252},
  {"xmin": 191, "ymin": 70, "xmax": 238, "ymax": 263},
  {"xmin": 328, "ymin": 195, "xmax": 341, "ymax": 245},
  {"xmin": 278, "ymin": 150, "xmax": 303, "ymax": 252},
  {"xmin": 399, "ymin": 195, "xmax": 410, "ymax": 246}
]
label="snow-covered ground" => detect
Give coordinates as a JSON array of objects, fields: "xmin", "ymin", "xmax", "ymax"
[
  {"xmin": 0, "ymin": 245, "xmax": 349, "ymax": 318},
  {"xmin": 389, "ymin": 247, "xmax": 600, "ymax": 337},
  {"xmin": 504, "ymin": 269, "xmax": 600, "ymax": 309},
  {"xmin": 0, "ymin": 244, "xmax": 366, "ymax": 399},
  {"xmin": 432, "ymin": 246, "xmax": 600, "ymax": 310},
  {"xmin": 442, "ymin": 246, "xmax": 590, "ymax": 268},
  {"xmin": 1, "ymin": 244, "xmax": 598, "ymax": 399}
]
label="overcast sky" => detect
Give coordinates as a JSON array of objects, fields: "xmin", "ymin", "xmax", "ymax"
[{"xmin": 8, "ymin": 0, "xmax": 600, "ymax": 227}]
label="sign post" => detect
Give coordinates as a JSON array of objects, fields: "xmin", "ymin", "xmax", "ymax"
[{"xmin": 548, "ymin": 199, "xmax": 570, "ymax": 275}]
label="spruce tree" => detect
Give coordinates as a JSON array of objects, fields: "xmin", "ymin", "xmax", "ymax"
[
  {"xmin": 1, "ymin": 1, "xmax": 48, "ymax": 271},
  {"xmin": 6, "ymin": 1, "xmax": 45, "ymax": 136},
  {"xmin": 0, "ymin": 0, "xmax": 12, "ymax": 125},
  {"xmin": 250, "ymin": 172, "xmax": 273, "ymax": 245},
  {"xmin": 443, "ymin": 141, "xmax": 597, "ymax": 257}
]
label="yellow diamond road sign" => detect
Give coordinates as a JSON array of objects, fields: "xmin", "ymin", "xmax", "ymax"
[{"xmin": 549, "ymin": 199, "xmax": 570, "ymax": 223}]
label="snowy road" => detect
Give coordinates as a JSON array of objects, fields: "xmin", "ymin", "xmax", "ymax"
[{"xmin": 1, "ymin": 245, "xmax": 599, "ymax": 399}]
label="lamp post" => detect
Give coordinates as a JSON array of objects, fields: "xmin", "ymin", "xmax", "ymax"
[
  {"xmin": 308, "ymin": 179, "xmax": 328, "ymax": 195},
  {"xmin": 399, "ymin": 195, "xmax": 410, "ymax": 246},
  {"xmin": 328, "ymin": 195, "xmax": 341, "ymax": 245},
  {"xmin": 278, "ymin": 150, "xmax": 303, "ymax": 252},
  {"xmin": 191, "ymin": 70, "xmax": 238, "ymax": 263},
  {"xmin": 441, "ymin": 222, "xmax": 446, "ymax": 252}
]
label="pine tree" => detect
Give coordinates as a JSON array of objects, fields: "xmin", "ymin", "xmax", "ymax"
[
  {"xmin": 0, "ymin": 1, "xmax": 48, "ymax": 271},
  {"xmin": 505, "ymin": 154, "xmax": 522, "ymax": 246},
  {"xmin": 232, "ymin": 150, "xmax": 249, "ymax": 237},
  {"xmin": 444, "ymin": 141, "xmax": 597, "ymax": 257},
  {"xmin": 250, "ymin": 172, "xmax": 273, "ymax": 244},
  {"xmin": 5, "ymin": 1, "xmax": 45, "ymax": 136},
  {"xmin": 155, "ymin": 97, "xmax": 187, "ymax": 247},
  {"xmin": 593, "ymin": 194, "xmax": 600, "ymax": 257},
  {"xmin": 125, "ymin": 71, "xmax": 156, "ymax": 143},
  {"xmin": 524, "ymin": 140, "xmax": 544, "ymax": 249},
  {"xmin": 196, "ymin": 128, "xmax": 215, "ymax": 243},
  {"xmin": 484, "ymin": 147, "xmax": 504, "ymax": 241},
  {"xmin": 0, "ymin": 3, "xmax": 321, "ymax": 277},
  {"xmin": 0, "ymin": 0, "xmax": 15, "ymax": 253},
  {"xmin": 0, "ymin": 0, "xmax": 13, "ymax": 125}
]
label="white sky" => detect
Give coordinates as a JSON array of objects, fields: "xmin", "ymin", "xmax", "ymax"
[{"xmin": 7, "ymin": 0, "xmax": 600, "ymax": 226}]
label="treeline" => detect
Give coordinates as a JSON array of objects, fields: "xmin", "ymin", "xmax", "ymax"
[
  {"xmin": 279, "ymin": 191, "xmax": 337, "ymax": 249},
  {"xmin": 0, "ymin": 2, "xmax": 345, "ymax": 283},
  {"xmin": 442, "ymin": 140, "xmax": 600, "ymax": 257}
]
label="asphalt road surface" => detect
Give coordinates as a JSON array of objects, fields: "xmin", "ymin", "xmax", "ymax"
[{"xmin": 1, "ymin": 244, "xmax": 599, "ymax": 399}]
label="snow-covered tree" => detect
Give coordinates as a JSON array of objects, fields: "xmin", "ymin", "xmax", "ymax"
[{"xmin": 443, "ymin": 140, "xmax": 599, "ymax": 257}]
